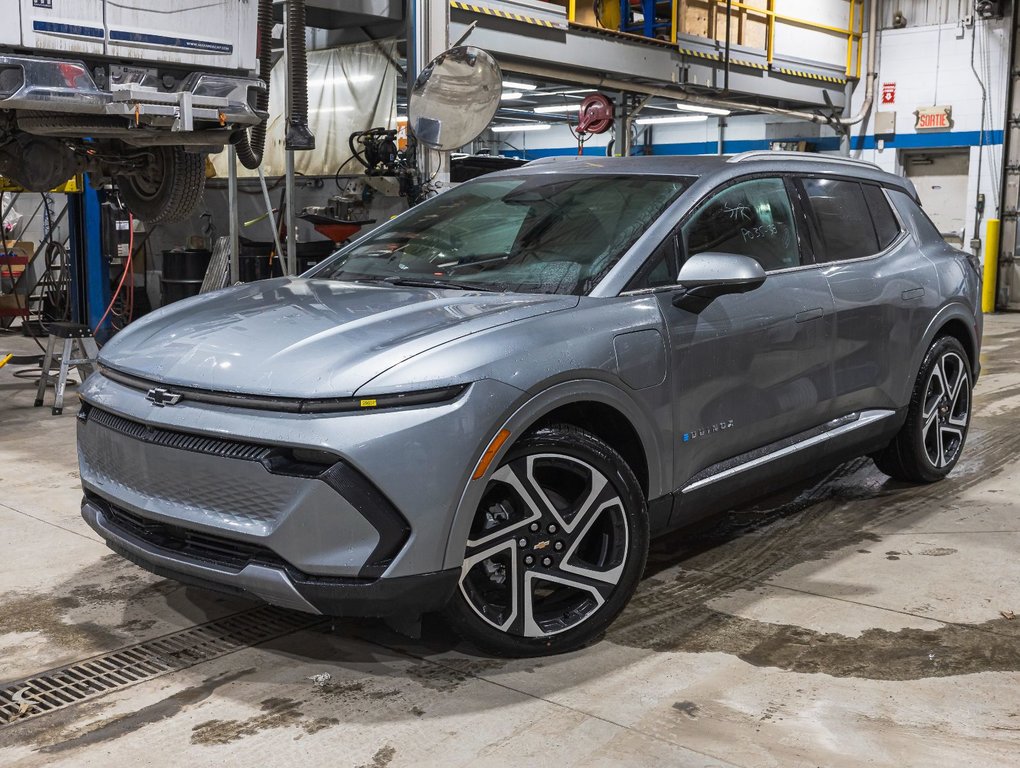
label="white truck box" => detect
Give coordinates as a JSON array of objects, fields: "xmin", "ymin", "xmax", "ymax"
[
  {"xmin": 7, "ymin": 1, "xmax": 256, "ymax": 71},
  {"xmin": 1, "ymin": 0, "xmax": 21, "ymax": 46},
  {"xmin": 18, "ymin": 0, "xmax": 107, "ymax": 56},
  {"xmin": 104, "ymin": 0, "xmax": 257, "ymax": 72}
]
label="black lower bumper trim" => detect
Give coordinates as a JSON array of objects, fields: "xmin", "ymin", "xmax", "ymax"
[
  {"xmin": 85, "ymin": 496, "xmax": 459, "ymax": 618},
  {"xmin": 290, "ymin": 568, "xmax": 460, "ymax": 618}
]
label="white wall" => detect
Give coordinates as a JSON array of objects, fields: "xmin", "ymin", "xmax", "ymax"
[{"xmin": 847, "ymin": 18, "xmax": 1010, "ymax": 251}]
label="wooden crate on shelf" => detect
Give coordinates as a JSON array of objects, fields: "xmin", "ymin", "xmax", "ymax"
[{"xmin": 679, "ymin": 0, "xmax": 767, "ymax": 49}]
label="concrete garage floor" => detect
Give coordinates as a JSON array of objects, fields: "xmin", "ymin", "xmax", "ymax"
[{"xmin": 1, "ymin": 316, "xmax": 1019, "ymax": 768}]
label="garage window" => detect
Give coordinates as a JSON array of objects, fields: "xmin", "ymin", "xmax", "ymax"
[
  {"xmin": 799, "ymin": 178, "xmax": 880, "ymax": 262},
  {"xmin": 681, "ymin": 178, "xmax": 802, "ymax": 272}
]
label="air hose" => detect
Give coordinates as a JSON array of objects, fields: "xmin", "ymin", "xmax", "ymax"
[
  {"xmin": 232, "ymin": 0, "xmax": 274, "ymax": 169},
  {"xmin": 284, "ymin": 0, "xmax": 315, "ymax": 151}
]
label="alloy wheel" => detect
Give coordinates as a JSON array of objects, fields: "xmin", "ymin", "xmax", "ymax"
[
  {"xmin": 921, "ymin": 350, "xmax": 970, "ymax": 468},
  {"xmin": 459, "ymin": 453, "xmax": 630, "ymax": 638}
]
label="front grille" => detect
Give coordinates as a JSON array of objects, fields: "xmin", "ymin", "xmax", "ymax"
[
  {"xmin": 86, "ymin": 406, "xmax": 271, "ymax": 462},
  {"xmin": 99, "ymin": 498, "xmax": 283, "ymax": 572},
  {"xmin": 78, "ymin": 419, "xmax": 294, "ymax": 531}
]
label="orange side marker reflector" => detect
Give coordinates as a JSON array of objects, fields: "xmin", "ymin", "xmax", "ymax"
[{"xmin": 473, "ymin": 429, "xmax": 511, "ymax": 480}]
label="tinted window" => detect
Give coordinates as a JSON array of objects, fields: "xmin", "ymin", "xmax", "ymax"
[
  {"xmin": 681, "ymin": 178, "xmax": 802, "ymax": 271},
  {"xmin": 315, "ymin": 174, "xmax": 689, "ymax": 295},
  {"xmin": 800, "ymin": 178, "xmax": 879, "ymax": 262},
  {"xmin": 863, "ymin": 184, "xmax": 901, "ymax": 249},
  {"xmin": 626, "ymin": 234, "xmax": 677, "ymax": 291}
]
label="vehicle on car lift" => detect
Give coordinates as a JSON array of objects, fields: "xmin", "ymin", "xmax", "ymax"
[
  {"xmin": 0, "ymin": 0, "xmax": 307, "ymax": 223},
  {"xmin": 76, "ymin": 153, "xmax": 982, "ymax": 656}
]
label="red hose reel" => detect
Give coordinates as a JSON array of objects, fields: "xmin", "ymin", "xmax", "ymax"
[{"xmin": 576, "ymin": 94, "xmax": 614, "ymax": 135}]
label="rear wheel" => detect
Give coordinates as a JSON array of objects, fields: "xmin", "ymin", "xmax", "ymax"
[
  {"xmin": 115, "ymin": 146, "xmax": 206, "ymax": 224},
  {"xmin": 446, "ymin": 425, "xmax": 648, "ymax": 657},
  {"xmin": 874, "ymin": 335, "xmax": 972, "ymax": 483}
]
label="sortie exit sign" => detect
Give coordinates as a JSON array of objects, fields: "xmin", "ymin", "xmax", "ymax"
[{"xmin": 915, "ymin": 105, "xmax": 953, "ymax": 131}]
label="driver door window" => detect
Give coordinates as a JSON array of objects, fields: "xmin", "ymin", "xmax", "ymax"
[{"xmin": 681, "ymin": 178, "xmax": 803, "ymax": 271}]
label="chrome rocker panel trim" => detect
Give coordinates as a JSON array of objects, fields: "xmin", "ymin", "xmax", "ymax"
[{"xmin": 682, "ymin": 409, "xmax": 896, "ymax": 494}]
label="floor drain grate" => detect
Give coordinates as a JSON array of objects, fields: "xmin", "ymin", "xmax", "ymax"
[{"xmin": 0, "ymin": 605, "xmax": 324, "ymax": 727}]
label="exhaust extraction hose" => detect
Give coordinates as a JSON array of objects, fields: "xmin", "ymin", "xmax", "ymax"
[
  {"xmin": 232, "ymin": 0, "xmax": 274, "ymax": 169},
  {"xmin": 284, "ymin": 0, "xmax": 315, "ymax": 151}
]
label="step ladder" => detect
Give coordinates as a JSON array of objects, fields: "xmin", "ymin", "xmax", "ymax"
[{"xmin": 34, "ymin": 323, "xmax": 99, "ymax": 416}]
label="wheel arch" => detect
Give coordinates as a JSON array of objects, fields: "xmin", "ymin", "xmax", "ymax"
[
  {"xmin": 529, "ymin": 401, "xmax": 649, "ymax": 498},
  {"xmin": 935, "ymin": 317, "xmax": 977, "ymax": 374},
  {"xmin": 902, "ymin": 303, "xmax": 980, "ymax": 404},
  {"xmin": 443, "ymin": 379, "xmax": 667, "ymax": 570}
]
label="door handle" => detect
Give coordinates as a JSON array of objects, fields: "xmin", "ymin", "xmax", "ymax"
[
  {"xmin": 901, "ymin": 287, "xmax": 925, "ymax": 301},
  {"xmin": 795, "ymin": 307, "xmax": 824, "ymax": 323}
]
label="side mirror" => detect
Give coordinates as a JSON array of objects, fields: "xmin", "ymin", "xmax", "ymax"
[{"xmin": 672, "ymin": 252, "xmax": 766, "ymax": 307}]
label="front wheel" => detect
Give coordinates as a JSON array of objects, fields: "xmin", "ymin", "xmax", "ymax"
[
  {"xmin": 446, "ymin": 425, "xmax": 648, "ymax": 657},
  {"xmin": 874, "ymin": 335, "xmax": 973, "ymax": 483}
]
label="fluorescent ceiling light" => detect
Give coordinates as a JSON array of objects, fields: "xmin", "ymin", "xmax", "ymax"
[
  {"xmin": 533, "ymin": 103, "xmax": 582, "ymax": 114},
  {"xmin": 635, "ymin": 114, "xmax": 709, "ymax": 125},
  {"xmin": 502, "ymin": 91, "xmax": 524, "ymax": 100},
  {"xmin": 675, "ymin": 102, "xmax": 731, "ymax": 116},
  {"xmin": 503, "ymin": 80, "xmax": 537, "ymax": 91},
  {"xmin": 491, "ymin": 123, "xmax": 551, "ymax": 133},
  {"xmin": 308, "ymin": 105, "xmax": 356, "ymax": 114},
  {"xmin": 307, "ymin": 73, "xmax": 375, "ymax": 87}
]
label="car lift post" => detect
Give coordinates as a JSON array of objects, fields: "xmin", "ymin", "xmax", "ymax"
[{"xmin": 67, "ymin": 176, "xmax": 110, "ymax": 337}]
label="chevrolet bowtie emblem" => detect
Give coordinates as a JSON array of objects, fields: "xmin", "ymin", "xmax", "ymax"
[{"xmin": 145, "ymin": 387, "xmax": 183, "ymax": 407}]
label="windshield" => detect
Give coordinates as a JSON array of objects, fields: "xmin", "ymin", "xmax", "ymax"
[{"xmin": 311, "ymin": 174, "xmax": 690, "ymax": 295}]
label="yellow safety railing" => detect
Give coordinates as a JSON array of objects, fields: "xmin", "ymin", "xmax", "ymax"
[{"xmin": 568, "ymin": 1, "xmax": 863, "ymax": 78}]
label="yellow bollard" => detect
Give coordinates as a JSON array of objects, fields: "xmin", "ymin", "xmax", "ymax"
[{"xmin": 982, "ymin": 219, "xmax": 999, "ymax": 314}]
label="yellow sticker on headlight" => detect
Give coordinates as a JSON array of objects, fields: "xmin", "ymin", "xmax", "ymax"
[{"xmin": 360, "ymin": 399, "xmax": 377, "ymax": 408}]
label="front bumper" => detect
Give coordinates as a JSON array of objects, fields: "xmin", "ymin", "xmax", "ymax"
[
  {"xmin": 77, "ymin": 371, "xmax": 524, "ymax": 609},
  {"xmin": 82, "ymin": 495, "xmax": 459, "ymax": 616},
  {"xmin": 0, "ymin": 53, "xmax": 263, "ymax": 129}
]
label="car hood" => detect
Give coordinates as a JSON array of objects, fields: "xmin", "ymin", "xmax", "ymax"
[{"xmin": 100, "ymin": 278, "xmax": 578, "ymax": 398}]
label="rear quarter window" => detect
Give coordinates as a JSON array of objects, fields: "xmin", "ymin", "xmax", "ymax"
[{"xmin": 862, "ymin": 184, "xmax": 902, "ymax": 250}]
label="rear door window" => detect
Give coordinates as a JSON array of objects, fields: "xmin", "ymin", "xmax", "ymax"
[
  {"xmin": 799, "ymin": 178, "xmax": 880, "ymax": 262},
  {"xmin": 680, "ymin": 177, "xmax": 803, "ymax": 271}
]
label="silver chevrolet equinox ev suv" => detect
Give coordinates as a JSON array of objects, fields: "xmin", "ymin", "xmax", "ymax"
[{"xmin": 78, "ymin": 153, "xmax": 982, "ymax": 656}]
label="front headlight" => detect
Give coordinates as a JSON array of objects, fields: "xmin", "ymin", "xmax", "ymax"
[
  {"xmin": 301, "ymin": 385, "xmax": 468, "ymax": 414},
  {"xmin": 98, "ymin": 365, "xmax": 467, "ymax": 414}
]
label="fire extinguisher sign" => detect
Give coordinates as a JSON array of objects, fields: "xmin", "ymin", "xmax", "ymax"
[{"xmin": 881, "ymin": 82, "xmax": 896, "ymax": 104}]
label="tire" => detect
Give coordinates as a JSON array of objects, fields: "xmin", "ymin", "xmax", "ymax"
[
  {"xmin": 446, "ymin": 424, "xmax": 649, "ymax": 657},
  {"xmin": 115, "ymin": 146, "xmax": 206, "ymax": 224},
  {"xmin": 873, "ymin": 335, "xmax": 973, "ymax": 483}
]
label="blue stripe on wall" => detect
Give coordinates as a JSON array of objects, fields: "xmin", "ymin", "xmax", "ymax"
[{"xmin": 500, "ymin": 129, "xmax": 1004, "ymax": 161}]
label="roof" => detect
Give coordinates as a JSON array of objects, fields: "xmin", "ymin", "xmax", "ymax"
[{"xmin": 511, "ymin": 153, "xmax": 913, "ymax": 194}]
